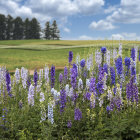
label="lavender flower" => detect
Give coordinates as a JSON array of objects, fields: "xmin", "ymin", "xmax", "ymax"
[
  {"xmin": 69, "ymin": 51, "xmax": 73, "ymax": 63},
  {"xmin": 64, "ymin": 66, "xmax": 68, "ymax": 81},
  {"xmin": 28, "ymin": 85, "xmax": 35, "ymax": 106},
  {"xmin": 59, "ymin": 73, "xmax": 63, "ymax": 83},
  {"xmin": 74, "ymin": 108, "xmax": 82, "ymax": 121},
  {"xmin": 51, "ymin": 65, "xmax": 55, "ymax": 88},
  {"xmin": 78, "ymin": 78, "xmax": 83, "ymax": 91},
  {"xmin": 44, "ymin": 66, "xmax": 49, "ymax": 83},
  {"xmin": 15, "ymin": 68, "xmax": 20, "ymax": 84},
  {"xmin": 39, "ymin": 69, "xmax": 43, "ymax": 81},
  {"xmin": 101, "ymin": 47, "xmax": 106, "ymax": 54},
  {"xmin": 110, "ymin": 67, "xmax": 116, "ymax": 85},
  {"xmin": 60, "ymin": 89, "xmax": 67, "ymax": 113},
  {"xmin": 73, "ymin": 63, "xmax": 78, "ymax": 77},
  {"xmin": 67, "ymin": 120, "xmax": 72, "ymax": 128},
  {"xmin": 131, "ymin": 48, "xmax": 135, "ymax": 61},
  {"xmin": 21, "ymin": 67, "xmax": 28, "ymax": 89},
  {"xmin": 65, "ymin": 84, "xmax": 69, "ymax": 96},
  {"xmin": 95, "ymin": 50, "xmax": 102, "ymax": 66},
  {"xmin": 80, "ymin": 59, "xmax": 86, "ymax": 68},
  {"xmin": 89, "ymin": 77, "xmax": 96, "ymax": 93},
  {"xmin": 84, "ymin": 92, "xmax": 91, "ymax": 101},
  {"xmin": 115, "ymin": 57, "xmax": 123, "ymax": 75},
  {"xmin": 40, "ymin": 92, "xmax": 45, "ymax": 102},
  {"xmin": 70, "ymin": 68, "xmax": 77, "ymax": 89},
  {"xmin": 103, "ymin": 63, "xmax": 108, "ymax": 74},
  {"xmin": 86, "ymin": 79, "xmax": 90, "ymax": 90},
  {"xmin": 34, "ymin": 70, "xmax": 38, "ymax": 87},
  {"xmin": 48, "ymin": 103, "xmax": 54, "ymax": 124},
  {"xmin": 27, "ymin": 76, "xmax": 31, "ymax": 90}
]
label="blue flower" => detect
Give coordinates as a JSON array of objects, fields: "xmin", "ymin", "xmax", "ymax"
[
  {"xmin": 101, "ymin": 47, "xmax": 106, "ymax": 54},
  {"xmin": 69, "ymin": 51, "xmax": 73, "ymax": 63},
  {"xmin": 110, "ymin": 67, "xmax": 116, "ymax": 85},
  {"xmin": 34, "ymin": 70, "xmax": 38, "ymax": 87},
  {"xmin": 115, "ymin": 57, "xmax": 123, "ymax": 75},
  {"xmin": 131, "ymin": 48, "xmax": 135, "ymax": 61},
  {"xmin": 51, "ymin": 65, "xmax": 55, "ymax": 88},
  {"xmin": 74, "ymin": 108, "xmax": 82, "ymax": 121},
  {"xmin": 80, "ymin": 59, "xmax": 86, "ymax": 68}
]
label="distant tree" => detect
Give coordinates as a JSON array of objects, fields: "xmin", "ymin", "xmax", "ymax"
[
  {"xmin": 50, "ymin": 20, "xmax": 60, "ymax": 40},
  {"xmin": 24, "ymin": 18, "xmax": 31, "ymax": 39},
  {"xmin": 13, "ymin": 17, "xmax": 24, "ymax": 40},
  {"xmin": 44, "ymin": 21, "xmax": 51, "ymax": 40},
  {"xmin": 5, "ymin": 15, "xmax": 13, "ymax": 40},
  {"xmin": 30, "ymin": 18, "xmax": 41, "ymax": 39},
  {"xmin": 0, "ymin": 14, "xmax": 6, "ymax": 40}
]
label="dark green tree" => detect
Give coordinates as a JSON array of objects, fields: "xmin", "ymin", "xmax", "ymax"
[
  {"xmin": 13, "ymin": 16, "xmax": 24, "ymax": 40},
  {"xmin": 30, "ymin": 18, "xmax": 41, "ymax": 39},
  {"xmin": 50, "ymin": 20, "xmax": 60, "ymax": 40},
  {"xmin": 5, "ymin": 15, "xmax": 13, "ymax": 40},
  {"xmin": 44, "ymin": 21, "xmax": 51, "ymax": 40},
  {"xmin": 0, "ymin": 14, "xmax": 6, "ymax": 40},
  {"xmin": 24, "ymin": 18, "xmax": 31, "ymax": 39}
]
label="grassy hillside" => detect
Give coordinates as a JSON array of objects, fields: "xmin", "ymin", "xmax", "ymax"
[{"xmin": 0, "ymin": 40, "xmax": 140, "ymax": 71}]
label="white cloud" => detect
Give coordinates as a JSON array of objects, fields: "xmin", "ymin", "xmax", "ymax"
[
  {"xmin": 111, "ymin": 33, "xmax": 140, "ymax": 40},
  {"xmin": 104, "ymin": 6, "xmax": 117, "ymax": 14},
  {"xmin": 106, "ymin": 0, "xmax": 140, "ymax": 23},
  {"xmin": 63, "ymin": 27, "xmax": 70, "ymax": 33},
  {"xmin": 79, "ymin": 35, "xmax": 93, "ymax": 40},
  {"xmin": 89, "ymin": 20, "xmax": 116, "ymax": 30}
]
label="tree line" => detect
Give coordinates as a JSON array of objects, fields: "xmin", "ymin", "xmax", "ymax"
[{"xmin": 0, "ymin": 14, "xmax": 60, "ymax": 40}]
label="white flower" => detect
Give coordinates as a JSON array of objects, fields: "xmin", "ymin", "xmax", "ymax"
[
  {"xmin": 40, "ymin": 92, "xmax": 45, "ymax": 102},
  {"xmin": 78, "ymin": 78, "xmax": 83, "ymax": 91},
  {"xmin": 28, "ymin": 85, "xmax": 34, "ymax": 106}
]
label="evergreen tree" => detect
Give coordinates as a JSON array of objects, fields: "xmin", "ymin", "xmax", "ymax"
[
  {"xmin": 24, "ymin": 18, "xmax": 31, "ymax": 39},
  {"xmin": 13, "ymin": 17, "xmax": 24, "ymax": 40},
  {"xmin": 6, "ymin": 15, "xmax": 13, "ymax": 40},
  {"xmin": 50, "ymin": 20, "xmax": 60, "ymax": 40},
  {"xmin": 30, "ymin": 18, "xmax": 41, "ymax": 39},
  {"xmin": 44, "ymin": 21, "xmax": 51, "ymax": 40},
  {"xmin": 0, "ymin": 14, "xmax": 6, "ymax": 40}
]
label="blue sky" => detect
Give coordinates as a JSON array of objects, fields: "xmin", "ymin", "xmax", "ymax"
[{"xmin": 0, "ymin": 0, "xmax": 140, "ymax": 40}]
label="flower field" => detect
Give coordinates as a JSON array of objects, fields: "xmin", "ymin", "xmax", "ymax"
[{"xmin": 0, "ymin": 44, "xmax": 140, "ymax": 139}]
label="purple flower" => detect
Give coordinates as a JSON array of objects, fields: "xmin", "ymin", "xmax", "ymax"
[
  {"xmin": 80, "ymin": 59, "xmax": 86, "ymax": 68},
  {"xmin": 69, "ymin": 51, "xmax": 73, "ymax": 63},
  {"xmin": 51, "ymin": 65, "xmax": 55, "ymax": 88},
  {"xmin": 101, "ymin": 47, "xmax": 106, "ymax": 54},
  {"xmin": 84, "ymin": 92, "xmax": 91, "ymax": 101},
  {"xmin": 124, "ymin": 57, "xmax": 131, "ymax": 75},
  {"xmin": 64, "ymin": 66, "xmax": 68, "ymax": 81},
  {"xmin": 110, "ymin": 67, "xmax": 116, "ymax": 85},
  {"xmin": 103, "ymin": 63, "xmax": 108, "ymax": 74},
  {"xmin": 74, "ymin": 108, "xmax": 82, "ymax": 121},
  {"xmin": 34, "ymin": 70, "xmax": 38, "ymax": 87},
  {"xmin": 70, "ymin": 68, "xmax": 77, "ymax": 89},
  {"xmin": 27, "ymin": 76, "xmax": 31, "ymax": 90},
  {"xmin": 115, "ymin": 57, "xmax": 123, "ymax": 75},
  {"xmin": 59, "ymin": 73, "xmax": 63, "ymax": 83},
  {"xmin": 72, "ymin": 93, "xmax": 78, "ymax": 102},
  {"xmin": 106, "ymin": 105, "xmax": 111, "ymax": 113},
  {"xmin": 60, "ymin": 89, "xmax": 67, "ymax": 113},
  {"xmin": 6, "ymin": 71, "xmax": 11, "ymax": 96},
  {"xmin": 89, "ymin": 77, "xmax": 96, "ymax": 93},
  {"xmin": 73, "ymin": 63, "xmax": 78, "ymax": 77},
  {"xmin": 126, "ymin": 77, "xmax": 139, "ymax": 104},
  {"xmin": 131, "ymin": 48, "xmax": 135, "ymax": 61},
  {"xmin": 67, "ymin": 120, "xmax": 72, "ymax": 128}
]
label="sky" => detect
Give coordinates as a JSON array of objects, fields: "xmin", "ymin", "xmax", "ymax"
[{"xmin": 0, "ymin": 0, "xmax": 140, "ymax": 40}]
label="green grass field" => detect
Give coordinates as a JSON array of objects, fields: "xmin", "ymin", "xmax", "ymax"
[{"xmin": 0, "ymin": 39, "xmax": 140, "ymax": 71}]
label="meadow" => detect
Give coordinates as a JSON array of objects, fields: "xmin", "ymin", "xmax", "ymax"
[
  {"xmin": 0, "ymin": 39, "xmax": 140, "ymax": 71},
  {"xmin": 0, "ymin": 40, "xmax": 140, "ymax": 139}
]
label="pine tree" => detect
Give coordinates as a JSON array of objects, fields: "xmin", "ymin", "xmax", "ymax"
[
  {"xmin": 50, "ymin": 20, "xmax": 60, "ymax": 40},
  {"xmin": 44, "ymin": 21, "xmax": 51, "ymax": 40},
  {"xmin": 13, "ymin": 17, "xmax": 24, "ymax": 40},
  {"xmin": 0, "ymin": 14, "xmax": 6, "ymax": 40},
  {"xmin": 5, "ymin": 15, "xmax": 13, "ymax": 40},
  {"xmin": 24, "ymin": 18, "xmax": 31, "ymax": 39},
  {"xmin": 30, "ymin": 18, "xmax": 41, "ymax": 39}
]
